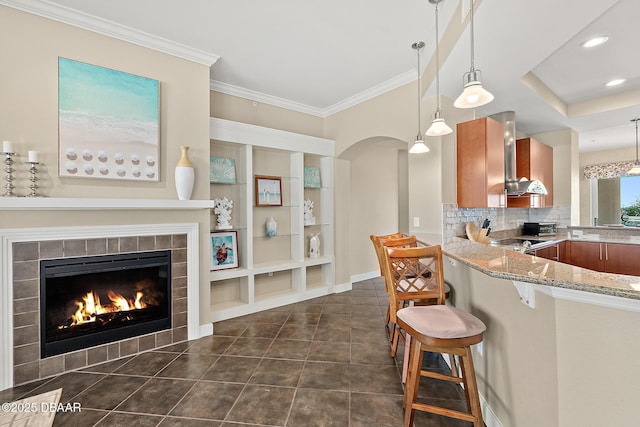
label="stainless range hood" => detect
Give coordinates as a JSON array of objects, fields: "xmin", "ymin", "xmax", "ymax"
[{"xmin": 489, "ymin": 111, "xmax": 548, "ymax": 197}]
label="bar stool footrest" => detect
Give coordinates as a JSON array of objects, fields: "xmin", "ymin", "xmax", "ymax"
[
  {"xmin": 420, "ymin": 369, "xmax": 463, "ymax": 384},
  {"xmin": 412, "ymin": 402, "xmax": 478, "ymax": 423}
]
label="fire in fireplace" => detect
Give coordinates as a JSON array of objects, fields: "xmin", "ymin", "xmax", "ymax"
[{"xmin": 40, "ymin": 250, "xmax": 172, "ymax": 358}]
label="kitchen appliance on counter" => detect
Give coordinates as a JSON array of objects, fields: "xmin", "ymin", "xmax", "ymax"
[{"xmin": 523, "ymin": 222, "xmax": 557, "ymax": 236}]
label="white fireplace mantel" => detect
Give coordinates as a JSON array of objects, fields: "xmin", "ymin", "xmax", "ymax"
[{"xmin": 0, "ymin": 197, "xmax": 215, "ymax": 211}]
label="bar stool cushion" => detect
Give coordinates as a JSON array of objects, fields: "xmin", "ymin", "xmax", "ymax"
[{"xmin": 397, "ymin": 305, "xmax": 486, "ymax": 339}]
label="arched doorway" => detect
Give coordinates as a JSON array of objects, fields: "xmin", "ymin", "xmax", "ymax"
[{"xmin": 337, "ymin": 136, "xmax": 409, "ymax": 281}]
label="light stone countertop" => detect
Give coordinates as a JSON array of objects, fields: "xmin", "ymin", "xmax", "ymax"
[{"xmin": 415, "ymin": 233, "xmax": 640, "ymax": 301}]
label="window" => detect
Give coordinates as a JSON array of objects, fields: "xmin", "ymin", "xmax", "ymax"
[{"xmin": 621, "ymin": 175, "xmax": 640, "ymax": 225}]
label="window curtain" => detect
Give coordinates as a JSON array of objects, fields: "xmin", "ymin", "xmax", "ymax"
[{"xmin": 583, "ymin": 160, "xmax": 636, "ymax": 180}]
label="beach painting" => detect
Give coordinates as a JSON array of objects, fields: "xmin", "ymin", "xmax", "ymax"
[{"xmin": 58, "ymin": 57, "xmax": 160, "ymax": 181}]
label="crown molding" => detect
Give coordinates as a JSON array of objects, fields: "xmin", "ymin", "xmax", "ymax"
[
  {"xmin": 210, "ymin": 80, "xmax": 326, "ymax": 117},
  {"xmin": 322, "ymin": 70, "xmax": 416, "ymax": 117},
  {"xmin": 211, "ymin": 69, "xmax": 416, "ymax": 118},
  {"xmin": 0, "ymin": 0, "xmax": 219, "ymax": 66}
]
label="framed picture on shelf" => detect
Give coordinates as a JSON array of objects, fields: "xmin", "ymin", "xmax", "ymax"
[
  {"xmin": 304, "ymin": 166, "xmax": 321, "ymax": 188},
  {"xmin": 210, "ymin": 156, "xmax": 237, "ymax": 184},
  {"xmin": 211, "ymin": 231, "xmax": 239, "ymax": 270},
  {"xmin": 255, "ymin": 175, "xmax": 282, "ymax": 206}
]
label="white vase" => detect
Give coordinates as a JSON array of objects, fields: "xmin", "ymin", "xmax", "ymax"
[
  {"xmin": 175, "ymin": 146, "xmax": 194, "ymax": 200},
  {"xmin": 309, "ymin": 233, "xmax": 320, "ymax": 258},
  {"xmin": 266, "ymin": 216, "xmax": 278, "ymax": 237}
]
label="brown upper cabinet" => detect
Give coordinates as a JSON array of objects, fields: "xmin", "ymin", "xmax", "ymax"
[
  {"xmin": 456, "ymin": 117, "xmax": 505, "ymax": 208},
  {"xmin": 507, "ymin": 137, "xmax": 554, "ymax": 208}
]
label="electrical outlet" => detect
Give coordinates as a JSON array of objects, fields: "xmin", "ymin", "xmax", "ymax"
[
  {"xmin": 268, "ymin": 272, "xmax": 274, "ymax": 277},
  {"xmin": 413, "ymin": 217, "xmax": 420, "ymax": 227},
  {"xmin": 517, "ymin": 219, "xmax": 525, "ymax": 227}
]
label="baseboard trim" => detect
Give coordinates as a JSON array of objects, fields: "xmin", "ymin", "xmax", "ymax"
[
  {"xmin": 333, "ymin": 281, "xmax": 353, "ymax": 293},
  {"xmin": 350, "ymin": 270, "xmax": 379, "ymax": 283},
  {"xmin": 199, "ymin": 323, "xmax": 213, "ymax": 338},
  {"xmin": 441, "ymin": 354, "xmax": 503, "ymax": 427}
]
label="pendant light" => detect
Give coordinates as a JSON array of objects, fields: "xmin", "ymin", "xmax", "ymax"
[
  {"xmin": 426, "ymin": 0, "xmax": 452, "ymax": 136},
  {"xmin": 454, "ymin": 0, "xmax": 494, "ymax": 109},
  {"xmin": 409, "ymin": 41, "xmax": 430, "ymax": 154},
  {"xmin": 629, "ymin": 118, "xmax": 640, "ymax": 174}
]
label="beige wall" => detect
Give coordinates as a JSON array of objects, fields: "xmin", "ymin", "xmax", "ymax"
[
  {"xmin": 447, "ymin": 258, "xmax": 640, "ymax": 426},
  {"xmin": 554, "ymin": 299, "xmax": 640, "ymax": 426},
  {"xmin": 446, "ymin": 261, "xmax": 560, "ymax": 427},
  {"xmin": 339, "ymin": 139, "xmax": 403, "ymax": 276},
  {"xmin": 325, "ymin": 89, "xmax": 413, "ymax": 280},
  {"xmin": 210, "ymin": 92, "xmax": 325, "ymax": 138},
  {"xmin": 334, "ymin": 159, "xmax": 351, "ymax": 286},
  {"xmin": 0, "ymin": 7, "xmax": 212, "ymax": 326},
  {"xmin": 323, "ymin": 82, "xmax": 473, "ymax": 277}
]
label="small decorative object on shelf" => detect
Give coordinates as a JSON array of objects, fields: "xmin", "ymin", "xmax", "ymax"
[
  {"xmin": 210, "ymin": 156, "xmax": 236, "ymax": 184},
  {"xmin": 266, "ymin": 216, "xmax": 278, "ymax": 237},
  {"xmin": 213, "ymin": 197, "xmax": 233, "ymax": 229},
  {"xmin": 2, "ymin": 140, "xmax": 16, "ymax": 197},
  {"xmin": 304, "ymin": 166, "xmax": 321, "ymax": 188},
  {"xmin": 255, "ymin": 175, "xmax": 282, "ymax": 206},
  {"xmin": 175, "ymin": 146, "xmax": 194, "ymax": 200},
  {"xmin": 210, "ymin": 231, "xmax": 239, "ymax": 270},
  {"xmin": 309, "ymin": 233, "xmax": 320, "ymax": 258},
  {"xmin": 26, "ymin": 154, "xmax": 41, "ymax": 198},
  {"xmin": 303, "ymin": 199, "xmax": 316, "ymax": 225}
]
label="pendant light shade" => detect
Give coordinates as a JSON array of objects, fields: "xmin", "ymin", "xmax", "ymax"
[
  {"xmin": 454, "ymin": 0, "xmax": 493, "ymax": 109},
  {"xmin": 629, "ymin": 118, "xmax": 640, "ymax": 174},
  {"xmin": 426, "ymin": 112, "xmax": 453, "ymax": 136},
  {"xmin": 410, "ymin": 41, "xmax": 430, "ymax": 154},
  {"xmin": 409, "ymin": 133, "xmax": 429, "ymax": 153},
  {"xmin": 426, "ymin": 0, "xmax": 452, "ymax": 136}
]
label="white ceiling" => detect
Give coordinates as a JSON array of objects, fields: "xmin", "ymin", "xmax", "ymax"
[{"xmin": 7, "ymin": 0, "xmax": 640, "ymax": 152}]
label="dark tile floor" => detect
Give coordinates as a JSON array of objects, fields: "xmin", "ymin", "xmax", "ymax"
[{"xmin": 1, "ymin": 278, "xmax": 475, "ymax": 426}]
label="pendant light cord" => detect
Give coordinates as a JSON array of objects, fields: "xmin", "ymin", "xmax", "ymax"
[
  {"xmin": 469, "ymin": 0, "xmax": 475, "ymax": 72},
  {"xmin": 435, "ymin": 2, "xmax": 441, "ymax": 112},
  {"xmin": 417, "ymin": 46, "xmax": 422, "ymax": 135}
]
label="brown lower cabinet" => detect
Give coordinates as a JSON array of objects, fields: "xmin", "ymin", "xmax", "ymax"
[
  {"xmin": 568, "ymin": 241, "xmax": 640, "ymax": 276},
  {"xmin": 533, "ymin": 241, "xmax": 568, "ymax": 263}
]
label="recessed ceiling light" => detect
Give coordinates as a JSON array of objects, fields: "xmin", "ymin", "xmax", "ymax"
[
  {"xmin": 605, "ymin": 79, "xmax": 626, "ymax": 87},
  {"xmin": 582, "ymin": 36, "xmax": 609, "ymax": 48}
]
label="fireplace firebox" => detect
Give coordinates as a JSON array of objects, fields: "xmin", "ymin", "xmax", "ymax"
[{"xmin": 40, "ymin": 250, "xmax": 172, "ymax": 358}]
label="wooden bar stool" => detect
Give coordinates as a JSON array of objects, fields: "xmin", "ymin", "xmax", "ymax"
[
  {"xmin": 377, "ymin": 236, "xmax": 419, "ymax": 355},
  {"xmin": 378, "ymin": 240, "xmax": 457, "ymax": 382},
  {"xmin": 370, "ymin": 233, "xmax": 451, "ymax": 344},
  {"xmin": 369, "ymin": 232, "xmax": 406, "ymax": 339},
  {"xmin": 382, "ymin": 245, "xmax": 486, "ymax": 427}
]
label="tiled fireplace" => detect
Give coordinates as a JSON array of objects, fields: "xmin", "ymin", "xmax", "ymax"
[{"xmin": 1, "ymin": 223, "xmax": 202, "ymax": 390}]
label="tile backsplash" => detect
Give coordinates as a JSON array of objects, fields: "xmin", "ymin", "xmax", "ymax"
[{"xmin": 443, "ymin": 204, "xmax": 571, "ymax": 245}]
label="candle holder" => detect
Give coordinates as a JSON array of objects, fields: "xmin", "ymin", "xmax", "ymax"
[
  {"xmin": 1, "ymin": 151, "xmax": 16, "ymax": 197},
  {"xmin": 26, "ymin": 161, "xmax": 40, "ymax": 197}
]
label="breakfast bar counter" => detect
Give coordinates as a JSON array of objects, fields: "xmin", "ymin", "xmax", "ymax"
[
  {"xmin": 413, "ymin": 232, "xmax": 640, "ymax": 427},
  {"xmin": 416, "ymin": 233, "xmax": 640, "ymax": 302}
]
